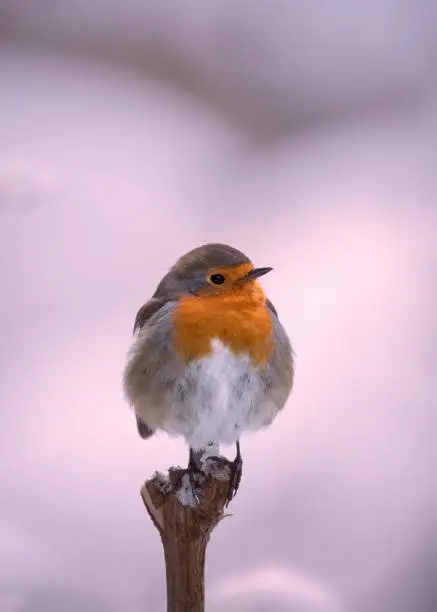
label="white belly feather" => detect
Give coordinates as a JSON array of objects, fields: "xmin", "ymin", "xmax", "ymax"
[{"xmin": 161, "ymin": 339, "xmax": 278, "ymax": 449}]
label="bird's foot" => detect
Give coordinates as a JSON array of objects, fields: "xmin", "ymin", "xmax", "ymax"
[
  {"xmin": 175, "ymin": 444, "xmax": 243, "ymax": 507},
  {"xmin": 226, "ymin": 452, "xmax": 243, "ymax": 507},
  {"xmin": 205, "ymin": 442, "xmax": 243, "ymax": 507}
]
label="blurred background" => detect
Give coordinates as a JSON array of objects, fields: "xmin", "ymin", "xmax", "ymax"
[{"xmin": 0, "ymin": 1, "xmax": 436, "ymax": 611}]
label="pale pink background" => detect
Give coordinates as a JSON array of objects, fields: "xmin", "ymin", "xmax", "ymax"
[{"xmin": 0, "ymin": 3, "xmax": 436, "ymax": 611}]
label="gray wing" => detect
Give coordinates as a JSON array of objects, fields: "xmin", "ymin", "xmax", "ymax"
[
  {"xmin": 266, "ymin": 299, "xmax": 294, "ymax": 411},
  {"xmin": 133, "ymin": 298, "xmax": 168, "ymax": 334},
  {"xmin": 131, "ymin": 297, "xmax": 169, "ymax": 439},
  {"xmin": 265, "ymin": 297, "xmax": 278, "ymax": 317}
]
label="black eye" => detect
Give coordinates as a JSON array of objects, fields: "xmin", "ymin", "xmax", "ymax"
[{"xmin": 210, "ymin": 273, "xmax": 225, "ymax": 285}]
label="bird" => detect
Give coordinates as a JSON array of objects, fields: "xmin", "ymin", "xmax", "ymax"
[{"xmin": 123, "ymin": 243, "xmax": 294, "ymax": 505}]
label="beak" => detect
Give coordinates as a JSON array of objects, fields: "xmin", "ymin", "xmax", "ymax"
[{"xmin": 240, "ymin": 267, "xmax": 273, "ymax": 281}]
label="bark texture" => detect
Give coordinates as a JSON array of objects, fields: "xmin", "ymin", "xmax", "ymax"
[{"xmin": 141, "ymin": 457, "xmax": 234, "ymax": 612}]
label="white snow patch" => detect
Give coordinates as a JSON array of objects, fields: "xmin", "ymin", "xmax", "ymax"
[
  {"xmin": 176, "ymin": 472, "xmax": 197, "ymax": 506},
  {"xmin": 199, "ymin": 442, "xmax": 220, "ymax": 464}
]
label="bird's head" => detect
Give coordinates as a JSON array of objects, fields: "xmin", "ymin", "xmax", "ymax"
[{"xmin": 154, "ymin": 243, "xmax": 272, "ymax": 301}]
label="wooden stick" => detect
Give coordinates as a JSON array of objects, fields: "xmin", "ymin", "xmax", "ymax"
[{"xmin": 141, "ymin": 455, "xmax": 234, "ymax": 612}]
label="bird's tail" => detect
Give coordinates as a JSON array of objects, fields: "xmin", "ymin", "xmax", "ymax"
[{"xmin": 136, "ymin": 416, "xmax": 155, "ymax": 439}]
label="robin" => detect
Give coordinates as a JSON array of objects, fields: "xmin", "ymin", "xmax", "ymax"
[{"xmin": 123, "ymin": 243, "xmax": 294, "ymax": 504}]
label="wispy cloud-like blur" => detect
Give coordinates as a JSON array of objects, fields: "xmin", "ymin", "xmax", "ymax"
[
  {"xmin": 1, "ymin": 0, "xmax": 435, "ymax": 142},
  {"xmin": 0, "ymin": 2, "xmax": 436, "ymax": 611}
]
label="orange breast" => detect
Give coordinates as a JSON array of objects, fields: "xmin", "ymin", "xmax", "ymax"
[{"xmin": 171, "ymin": 284, "xmax": 273, "ymax": 365}]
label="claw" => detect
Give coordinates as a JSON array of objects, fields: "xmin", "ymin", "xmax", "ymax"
[
  {"xmin": 225, "ymin": 440, "xmax": 243, "ymax": 507},
  {"xmin": 175, "ymin": 443, "xmax": 243, "ymax": 507},
  {"xmin": 205, "ymin": 442, "xmax": 243, "ymax": 506}
]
